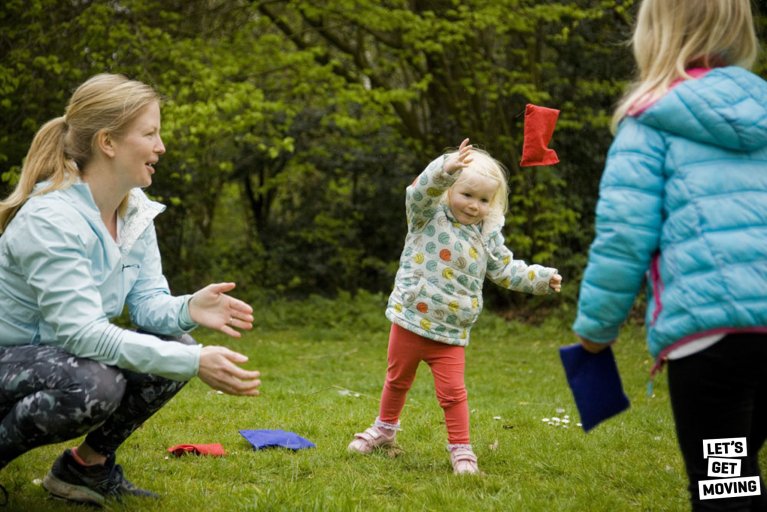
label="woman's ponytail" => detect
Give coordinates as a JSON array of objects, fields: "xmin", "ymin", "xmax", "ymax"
[{"xmin": 0, "ymin": 116, "xmax": 78, "ymax": 232}]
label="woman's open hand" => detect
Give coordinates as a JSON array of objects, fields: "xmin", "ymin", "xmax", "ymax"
[
  {"xmin": 198, "ymin": 346, "xmax": 261, "ymax": 395},
  {"xmin": 189, "ymin": 282, "xmax": 254, "ymax": 338}
]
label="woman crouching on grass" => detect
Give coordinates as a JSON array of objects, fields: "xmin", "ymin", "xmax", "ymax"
[{"xmin": 0, "ymin": 73, "xmax": 261, "ymax": 507}]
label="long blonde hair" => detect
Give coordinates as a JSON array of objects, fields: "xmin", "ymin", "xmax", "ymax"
[
  {"xmin": 612, "ymin": 0, "xmax": 758, "ymax": 131},
  {"xmin": 0, "ymin": 73, "xmax": 160, "ymax": 232}
]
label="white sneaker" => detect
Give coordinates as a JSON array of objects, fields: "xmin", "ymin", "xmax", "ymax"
[
  {"xmin": 347, "ymin": 426, "xmax": 396, "ymax": 454},
  {"xmin": 449, "ymin": 445, "xmax": 480, "ymax": 475}
]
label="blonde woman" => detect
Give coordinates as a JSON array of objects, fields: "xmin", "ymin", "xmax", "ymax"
[
  {"xmin": 573, "ymin": 0, "xmax": 767, "ymax": 509},
  {"xmin": 0, "ymin": 74, "xmax": 261, "ymax": 506},
  {"xmin": 348, "ymin": 138, "xmax": 562, "ymax": 474}
]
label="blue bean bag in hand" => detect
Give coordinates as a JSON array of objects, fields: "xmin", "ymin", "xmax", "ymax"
[{"xmin": 559, "ymin": 344, "xmax": 630, "ymax": 432}]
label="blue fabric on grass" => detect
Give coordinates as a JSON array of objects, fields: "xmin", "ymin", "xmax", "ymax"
[
  {"xmin": 559, "ymin": 344, "xmax": 630, "ymax": 432},
  {"xmin": 239, "ymin": 429, "xmax": 315, "ymax": 450}
]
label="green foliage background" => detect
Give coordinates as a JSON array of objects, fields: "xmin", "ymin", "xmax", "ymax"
[{"xmin": 2, "ymin": 0, "xmax": 765, "ymax": 313}]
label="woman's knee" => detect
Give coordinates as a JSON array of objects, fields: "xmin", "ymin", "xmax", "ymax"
[
  {"xmin": 175, "ymin": 333, "xmax": 197, "ymax": 346},
  {"xmin": 60, "ymin": 360, "xmax": 127, "ymax": 416},
  {"xmin": 138, "ymin": 330, "xmax": 197, "ymax": 346}
]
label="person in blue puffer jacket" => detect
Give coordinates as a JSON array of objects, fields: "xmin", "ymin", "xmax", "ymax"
[
  {"xmin": 573, "ymin": 1, "xmax": 767, "ymax": 510},
  {"xmin": 0, "ymin": 74, "xmax": 261, "ymax": 507}
]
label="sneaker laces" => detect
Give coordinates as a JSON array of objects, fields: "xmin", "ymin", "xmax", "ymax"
[
  {"xmin": 83, "ymin": 457, "xmax": 122, "ymax": 498},
  {"xmin": 110, "ymin": 464, "xmax": 134, "ymax": 491},
  {"xmin": 93, "ymin": 453, "xmax": 154, "ymax": 499}
]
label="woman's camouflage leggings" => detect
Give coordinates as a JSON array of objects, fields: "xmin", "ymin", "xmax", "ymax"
[{"xmin": 0, "ymin": 334, "xmax": 194, "ymax": 469}]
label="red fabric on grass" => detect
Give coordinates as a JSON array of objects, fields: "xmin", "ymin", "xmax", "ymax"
[{"xmin": 167, "ymin": 443, "xmax": 226, "ymax": 457}]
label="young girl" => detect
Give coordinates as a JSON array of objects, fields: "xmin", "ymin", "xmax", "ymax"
[
  {"xmin": 573, "ymin": 1, "xmax": 767, "ymax": 509},
  {"xmin": 348, "ymin": 139, "xmax": 562, "ymax": 474}
]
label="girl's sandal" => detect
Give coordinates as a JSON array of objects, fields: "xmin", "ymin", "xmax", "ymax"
[
  {"xmin": 347, "ymin": 426, "xmax": 396, "ymax": 454},
  {"xmin": 450, "ymin": 446, "xmax": 480, "ymax": 475}
]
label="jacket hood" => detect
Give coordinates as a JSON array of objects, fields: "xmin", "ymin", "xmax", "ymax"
[
  {"xmin": 638, "ymin": 66, "xmax": 767, "ymax": 152},
  {"xmin": 481, "ymin": 211, "xmax": 505, "ymax": 237}
]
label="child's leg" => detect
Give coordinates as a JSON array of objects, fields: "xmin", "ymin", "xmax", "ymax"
[
  {"xmin": 424, "ymin": 344, "xmax": 469, "ymax": 445},
  {"xmin": 425, "ymin": 343, "xmax": 478, "ymax": 474},
  {"xmin": 668, "ymin": 333, "xmax": 767, "ymax": 511},
  {"xmin": 348, "ymin": 324, "xmax": 425, "ymax": 454},
  {"xmin": 378, "ymin": 324, "xmax": 426, "ymax": 424}
]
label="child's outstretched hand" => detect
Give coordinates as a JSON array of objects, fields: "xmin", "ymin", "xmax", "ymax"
[
  {"xmin": 549, "ymin": 273, "xmax": 562, "ymax": 293},
  {"xmin": 444, "ymin": 138, "xmax": 473, "ymax": 174}
]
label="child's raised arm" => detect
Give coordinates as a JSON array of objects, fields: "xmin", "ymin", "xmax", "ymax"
[
  {"xmin": 443, "ymin": 138, "xmax": 473, "ymax": 175},
  {"xmin": 404, "ymin": 138, "xmax": 473, "ymax": 231}
]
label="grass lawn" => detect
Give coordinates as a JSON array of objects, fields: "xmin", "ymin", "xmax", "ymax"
[{"xmin": 3, "ymin": 292, "xmax": 754, "ymax": 511}]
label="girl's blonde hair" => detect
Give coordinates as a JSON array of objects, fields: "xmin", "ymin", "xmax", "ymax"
[
  {"xmin": 445, "ymin": 147, "xmax": 509, "ymax": 219},
  {"xmin": 612, "ymin": 0, "xmax": 758, "ymax": 131},
  {"xmin": 0, "ymin": 73, "xmax": 160, "ymax": 232}
]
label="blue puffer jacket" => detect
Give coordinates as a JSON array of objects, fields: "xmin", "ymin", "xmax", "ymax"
[{"xmin": 573, "ymin": 66, "xmax": 767, "ymax": 360}]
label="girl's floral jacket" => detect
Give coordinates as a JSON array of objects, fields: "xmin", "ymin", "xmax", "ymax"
[{"xmin": 385, "ymin": 155, "xmax": 558, "ymax": 346}]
